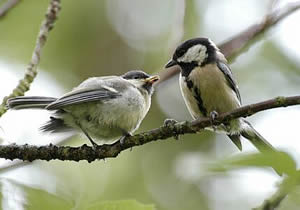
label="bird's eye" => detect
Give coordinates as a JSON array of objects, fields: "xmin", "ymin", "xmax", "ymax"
[{"xmin": 133, "ymin": 76, "xmax": 139, "ymax": 79}]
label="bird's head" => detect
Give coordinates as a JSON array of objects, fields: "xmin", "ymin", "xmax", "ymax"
[
  {"xmin": 165, "ymin": 37, "xmax": 219, "ymax": 76},
  {"xmin": 122, "ymin": 70, "xmax": 159, "ymax": 95}
]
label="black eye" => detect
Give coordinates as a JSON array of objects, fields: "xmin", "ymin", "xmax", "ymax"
[{"xmin": 133, "ymin": 76, "xmax": 139, "ymax": 79}]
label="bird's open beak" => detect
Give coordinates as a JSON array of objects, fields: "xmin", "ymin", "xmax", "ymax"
[
  {"xmin": 145, "ymin": 75, "xmax": 160, "ymax": 84},
  {"xmin": 165, "ymin": 59, "xmax": 177, "ymax": 68}
]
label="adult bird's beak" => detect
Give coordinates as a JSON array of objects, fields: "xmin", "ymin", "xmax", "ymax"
[
  {"xmin": 165, "ymin": 59, "xmax": 177, "ymax": 68},
  {"xmin": 145, "ymin": 75, "xmax": 160, "ymax": 84}
]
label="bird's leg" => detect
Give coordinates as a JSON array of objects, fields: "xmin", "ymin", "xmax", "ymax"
[
  {"xmin": 80, "ymin": 127, "xmax": 99, "ymax": 149},
  {"xmin": 75, "ymin": 120, "xmax": 99, "ymax": 148},
  {"xmin": 164, "ymin": 118, "xmax": 179, "ymax": 140},
  {"xmin": 209, "ymin": 111, "xmax": 219, "ymax": 131}
]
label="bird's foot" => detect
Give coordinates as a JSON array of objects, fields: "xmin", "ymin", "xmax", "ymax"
[
  {"xmin": 164, "ymin": 118, "xmax": 179, "ymax": 140},
  {"xmin": 210, "ymin": 111, "xmax": 219, "ymax": 131},
  {"xmin": 119, "ymin": 133, "xmax": 132, "ymax": 146},
  {"xmin": 164, "ymin": 118, "xmax": 178, "ymax": 127},
  {"xmin": 89, "ymin": 139, "xmax": 99, "ymax": 150}
]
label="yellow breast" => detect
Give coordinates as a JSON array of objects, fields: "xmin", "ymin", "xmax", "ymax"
[{"xmin": 179, "ymin": 64, "xmax": 240, "ymax": 119}]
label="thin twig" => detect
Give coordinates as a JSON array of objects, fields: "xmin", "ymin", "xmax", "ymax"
[
  {"xmin": 0, "ymin": 0, "xmax": 61, "ymax": 117},
  {"xmin": 0, "ymin": 95, "xmax": 299, "ymax": 162},
  {"xmin": 219, "ymin": 1, "xmax": 300, "ymax": 62},
  {"xmin": 254, "ymin": 172, "xmax": 300, "ymax": 210},
  {"xmin": 156, "ymin": 1, "xmax": 300, "ymax": 86},
  {"xmin": 0, "ymin": 0, "xmax": 21, "ymax": 18}
]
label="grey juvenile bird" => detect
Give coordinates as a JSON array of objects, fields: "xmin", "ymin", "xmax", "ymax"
[
  {"xmin": 165, "ymin": 37, "xmax": 276, "ymax": 153},
  {"xmin": 7, "ymin": 70, "xmax": 159, "ymax": 147}
]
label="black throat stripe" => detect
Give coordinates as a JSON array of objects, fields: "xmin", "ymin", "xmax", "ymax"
[
  {"xmin": 193, "ymin": 87, "xmax": 208, "ymax": 117},
  {"xmin": 180, "ymin": 62, "xmax": 198, "ymax": 77},
  {"xmin": 185, "ymin": 78, "xmax": 208, "ymax": 117}
]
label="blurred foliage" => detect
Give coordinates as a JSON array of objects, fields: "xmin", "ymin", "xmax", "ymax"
[
  {"xmin": 26, "ymin": 187, "xmax": 72, "ymax": 210},
  {"xmin": 211, "ymin": 151, "xmax": 297, "ymax": 176},
  {"xmin": 87, "ymin": 200, "xmax": 155, "ymax": 210},
  {"xmin": 261, "ymin": 41, "xmax": 300, "ymax": 77}
]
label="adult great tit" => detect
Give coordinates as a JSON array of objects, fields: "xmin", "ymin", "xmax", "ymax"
[
  {"xmin": 7, "ymin": 70, "xmax": 159, "ymax": 147},
  {"xmin": 165, "ymin": 37, "xmax": 276, "ymax": 153}
]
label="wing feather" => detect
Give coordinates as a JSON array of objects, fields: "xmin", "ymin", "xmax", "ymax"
[
  {"xmin": 46, "ymin": 88, "xmax": 121, "ymax": 110},
  {"xmin": 217, "ymin": 61, "xmax": 241, "ymax": 103}
]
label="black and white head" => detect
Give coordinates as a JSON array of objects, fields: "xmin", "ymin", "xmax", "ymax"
[
  {"xmin": 122, "ymin": 70, "xmax": 159, "ymax": 95},
  {"xmin": 165, "ymin": 37, "xmax": 219, "ymax": 75}
]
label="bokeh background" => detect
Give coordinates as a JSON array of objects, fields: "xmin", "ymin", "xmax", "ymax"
[{"xmin": 0, "ymin": 0, "xmax": 300, "ymax": 209}]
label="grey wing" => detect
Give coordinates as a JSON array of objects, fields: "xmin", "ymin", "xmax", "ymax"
[
  {"xmin": 46, "ymin": 88, "xmax": 121, "ymax": 110},
  {"xmin": 217, "ymin": 61, "xmax": 241, "ymax": 103}
]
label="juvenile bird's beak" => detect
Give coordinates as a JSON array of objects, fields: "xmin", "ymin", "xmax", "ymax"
[
  {"xmin": 145, "ymin": 75, "xmax": 160, "ymax": 84},
  {"xmin": 165, "ymin": 59, "xmax": 177, "ymax": 68}
]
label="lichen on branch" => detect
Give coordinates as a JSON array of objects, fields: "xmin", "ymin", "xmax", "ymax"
[
  {"xmin": 0, "ymin": 0, "xmax": 61, "ymax": 117},
  {"xmin": 0, "ymin": 95, "xmax": 299, "ymax": 162}
]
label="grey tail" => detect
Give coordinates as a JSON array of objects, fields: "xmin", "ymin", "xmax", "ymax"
[
  {"xmin": 241, "ymin": 120, "xmax": 277, "ymax": 153},
  {"xmin": 241, "ymin": 120, "xmax": 282, "ymax": 176},
  {"xmin": 228, "ymin": 134, "xmax": 242, "ymax": 151},
  {"xmin": 7, "ymin": 96, "xmax": 57, "ymax": 109},
  {"xmin": 40, "ymin": 116, "xmax": 73, "ymax": 133}
]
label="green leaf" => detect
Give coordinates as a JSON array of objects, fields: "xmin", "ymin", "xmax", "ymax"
[
  {"xmin": 86, "ymin": 200, "xmax": 156, "ymax": 210},
  {"xmin": 211, "ymin": 151, "xmax": 297, "ymax": 175}
]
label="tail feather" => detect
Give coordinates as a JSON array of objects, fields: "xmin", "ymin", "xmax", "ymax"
[
  {"xmin": 228, "ymin": 134, "xmax": 242, "ymax": 151},
  {"xmin": 241, "ymin": 120, "xmax": 277, "ymax": 153},
  {"xmin": 8, "ymin": 96, "xmax": 73, "ymax": 133},
  {"xmin": 7, "ymin": 96, "xmax": 57, "ymax": 109},
  {"xmin": 40, "ymin": 116, "xmax": 73, "ymax": 133},
  {"xmin": 241, "ymin": 120, "xmax": 282, "ymax": 176}
]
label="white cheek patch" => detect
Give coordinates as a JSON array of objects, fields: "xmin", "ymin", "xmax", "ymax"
[{"xmin": 177, "ymin": 44, "xmax": 208, "ymax": 65}]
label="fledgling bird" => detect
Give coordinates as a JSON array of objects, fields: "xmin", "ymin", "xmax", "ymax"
[
  {"xmin": 165, "ymin": 37, "xmax": 276, "ymax": 153},
  {"xmin": 7, "ymin": 70, "xmax": 159, "ymax": 147}
]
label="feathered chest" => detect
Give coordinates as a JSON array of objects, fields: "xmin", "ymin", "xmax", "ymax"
[{"xmin": 179, "ymin": 64, "xmax": 240, "ymax": 119}]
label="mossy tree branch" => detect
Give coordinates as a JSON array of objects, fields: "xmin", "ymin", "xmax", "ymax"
[{"xmin": 0, "ymin": 95, "xmax": 299, "ymax": 162}]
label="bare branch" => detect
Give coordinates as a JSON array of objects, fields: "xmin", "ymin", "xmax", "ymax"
[
  {"xmin": 254, "ymin": 172, "xmax": 300, "ymax": 210},
  {"xmin": 0, "ymin": 0, "xmax": 61, "ymax": 117},
  {"xmin": 156, "ymin": 1, "xmax": 300, "ymax": 86},
  {"xmin": 219, "ymin": 1, "xmax": 300, "ymax": 62},
  {"xmin": 254, "ymin": 190, "xmax": 286, "ymax": 210},
  {"xmin": 0, "ymin": 95, "xmax": 299, "ymax": 162},
  {"xmin": 0, "ymin": 0, "xmax": 21, "ymax": 18}
]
